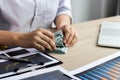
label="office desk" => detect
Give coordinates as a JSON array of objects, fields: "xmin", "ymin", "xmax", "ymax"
[{"xmin": 51, "ymin": 16, "xmax": 120, "ymax": 71}]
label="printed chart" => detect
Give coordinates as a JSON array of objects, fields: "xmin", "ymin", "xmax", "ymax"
[{"xmin": 71, "ymin": 51, "xmax": 120, "ymax": 80}]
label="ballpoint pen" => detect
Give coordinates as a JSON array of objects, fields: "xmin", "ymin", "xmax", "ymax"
[
  {"xmin": 0, "ymin": 55, "xmax": 32, "ymax": 63},
  {"xmin": 0, "ymin": 46, "xmax": 8, "ymax": 50}
]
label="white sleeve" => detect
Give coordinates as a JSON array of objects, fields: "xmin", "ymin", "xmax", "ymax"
[{"xmin": 56, "ymin": 0, "xmax": 72, "ymax": 20}]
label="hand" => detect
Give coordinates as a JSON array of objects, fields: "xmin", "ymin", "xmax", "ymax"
[
  {"xmin": 57, "ymin": 24, "xmax": 78, "ymax": 47},
  {"xmin": 15, "ymin": 29, "xmax": 56, "ymax": 51}
]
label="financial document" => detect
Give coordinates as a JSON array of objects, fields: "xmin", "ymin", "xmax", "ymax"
[
  {"xmin": 4, "ymin": 66, "xmax": 80, "ymax": 80},
  {"xmin": 0, "ymin": 47, "xmax": 62, "ymax": 79},
  {"xmin": 70, "ymin": 51, "xmax": 120, "ymax": 80}
]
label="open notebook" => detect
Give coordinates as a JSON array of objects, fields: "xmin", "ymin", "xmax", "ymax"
[{"xmin": 98, "ymin": 21, "xmax": 120, "ymax": 48}]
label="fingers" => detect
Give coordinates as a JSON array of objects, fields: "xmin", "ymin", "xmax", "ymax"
[
  {"xmin": 39, "ymin": 33, "xmax": 56, "ymax": 50},
  {"xmin": 33, "ymin": 29, "xmax": 56, "ymax": 51},
  {"xmin": 33, "ymin": 42, "xmax": 45, "ymax": 52},
  {"xmin": 17, "ymin": 29, "xmax": 56, "ymax": 51},
  {"xmin": 62, "ymin": 25, "xmax": 71, "ymax": 44},
  {"xmin": 58, "ymin": 25, "xmax": 78, "ymax": 47},
  {"xmin": 65, "ymin": 28, "xmax": 78, "ymax": 47},
  {"xmin": 39, "ymin": 29, "xmax": 54, "ymax": 40},
  {"xmin": 38, "ymin": 40, "xmax": 53, "ymax": 51},
  {"xmin": 66, "ymin": 27, "xmax": 75, "ymax": 46},
  {"xmin": 69, "ymin": 32, "xmax": 78, "ymax": 46}
]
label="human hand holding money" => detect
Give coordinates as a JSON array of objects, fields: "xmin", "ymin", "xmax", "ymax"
[
  {"xmin": 57, "ymin": 24, "xmax": 78, "ymax": 47},
  {"xmin": 54, "ymin": 30, "xmax": 65, "ymax": 47},
  {"xmin": 46, "ymin": 30, "xmax": 68, "ymax": 54}
]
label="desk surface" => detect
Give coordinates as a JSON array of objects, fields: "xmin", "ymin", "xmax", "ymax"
[{"xmin": 51, "ymin": 16, "xmax": 120, "ymax": 71}]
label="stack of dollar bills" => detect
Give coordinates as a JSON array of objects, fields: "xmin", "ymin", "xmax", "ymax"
[{"xmin": 46, "ymin": 30, "xmax": 68, "ymax": 54}]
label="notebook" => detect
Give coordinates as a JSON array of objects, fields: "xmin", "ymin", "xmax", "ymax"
[{"xmin": 98, "ymin": 21, "xmax": 120, "ymax": 48}]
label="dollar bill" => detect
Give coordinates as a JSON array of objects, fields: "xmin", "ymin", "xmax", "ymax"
[
  {"xmin": 54, "ymin": 30, "xmax": 65, "ymax": 47},
  {"xmin": 46, "ymin": 30, "xmax": 68, "ymax": 54}
]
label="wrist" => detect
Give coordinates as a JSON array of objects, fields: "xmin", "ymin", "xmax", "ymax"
[
  {"xmin": 12, "ymin": 32, "xmax": 23, "ymax": 46},
  {"xmin": 55, "ymin": 15, "xmax": 71, "ymax": 29},
  {"xmin": 0, "ymin": 31, "xmax": 24, "ymax": 47},
  {"xmin": 57, "ymin": 24, "xmax": 71, "ymax": 29}
]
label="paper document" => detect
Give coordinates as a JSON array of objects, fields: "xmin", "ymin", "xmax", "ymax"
[
  {"xmin": 70, "ymin": 51, "xmax": 120, "ymax": 80},
  {"xmin": 4, "ymin": 66, "xmax": 80, "ymax": 80},
  {"xmin": 98, "ymin": 21, "xmax": 120, "ymax": 48},
  {"xmin": 0, "ymin": 47, "xmax": 62, "ymax": 79}
]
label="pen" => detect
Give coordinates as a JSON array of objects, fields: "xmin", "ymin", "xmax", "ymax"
[
  {"xmin": 0, "ymin": 55, "xmax": 32, "ymax": 63},
  {"xmin": 14, "ymin": 62, "xmax": 44, "ymax": 72},
  {"xmin": 0, "ymin": 46, "xmax": 8, "ymax": 50}
]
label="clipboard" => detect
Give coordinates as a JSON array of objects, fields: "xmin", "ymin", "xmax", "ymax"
[{"xmin": 0, "ymin": 47, "xmax": 62, "ymax": 79}]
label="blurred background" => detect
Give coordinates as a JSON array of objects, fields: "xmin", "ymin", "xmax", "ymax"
[{"xmin": 71, "ymin": 0, "xmax": 119, "ymax": 23}]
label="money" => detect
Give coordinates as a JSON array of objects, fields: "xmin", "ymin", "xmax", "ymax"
[
  {"xmin": 54, "ymin": 30, "xmax": 64, "ymax": 47},
  {"xmin": 46, "ymin": 30, "xmax": 68, "ymax": 54}
]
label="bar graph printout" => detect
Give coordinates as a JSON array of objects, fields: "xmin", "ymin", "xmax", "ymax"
[{"xmin": 71, "ymin": 51, "xmax": 120, "ymax": 80}]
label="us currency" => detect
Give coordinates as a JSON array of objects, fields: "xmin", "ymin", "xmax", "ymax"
[
  {"xmin": 54, "ymin": 30, "xmax": 65, "ymax": 47},
  {"xmin": 46, "ymin": 30, "xmax": 68, "ymax": 54}
]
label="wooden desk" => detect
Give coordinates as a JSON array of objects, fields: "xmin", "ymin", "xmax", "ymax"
[{"xmin": 51, "ymin": 16, "xmax": 120, "ymax": 71}]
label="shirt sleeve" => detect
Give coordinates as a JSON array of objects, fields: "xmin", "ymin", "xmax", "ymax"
[{"xmin": 56, "ymin": 0, "xmax": 72, "ymax": 21}]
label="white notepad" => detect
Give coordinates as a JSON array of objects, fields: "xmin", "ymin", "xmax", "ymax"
[{"xmin": 98, "ymin": 21, "xmax": 120, "ymax": 48}]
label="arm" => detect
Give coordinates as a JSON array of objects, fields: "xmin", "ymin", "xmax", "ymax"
[
  {"xmin": 55, "ymin": 14, "xmax": 71, "ymax": 29},
  {"xmin": 55, "ymin": 14, "xmax": 78, "ymax": 47},
  {"xmin": 54, "ymin": 0, "xmax": 78, "ymax": 47},
  {"xmin": 0, "ymin": 29, "xmax": 56, "ymax": 51},
  {"xmin": 0, "ymin": 30, "xmax": 19, "ymax": 46}
]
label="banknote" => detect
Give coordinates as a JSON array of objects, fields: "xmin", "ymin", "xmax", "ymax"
[
  {"xmin": 46, "ymin": 30, "xmax": 68, "ymax": 54},
  {"xmin": 54, "ymin": 30, "xmax": 64, "ymax": 47}
]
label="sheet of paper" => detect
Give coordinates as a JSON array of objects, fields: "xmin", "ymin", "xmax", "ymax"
[
  {"xmin": 3, "ymin": 66, "xmax": 80, "ymax": 80},
  {"xmin": 98, "ymin": 21, "xmax": 120, "ymax": 48},
  {"xmin": 0, "ymin": 47, "xmax": 62, "ymax": 79},
  {"xmin": 70, "ymin": 51, "xmax": 120, "ymax": 80}
]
